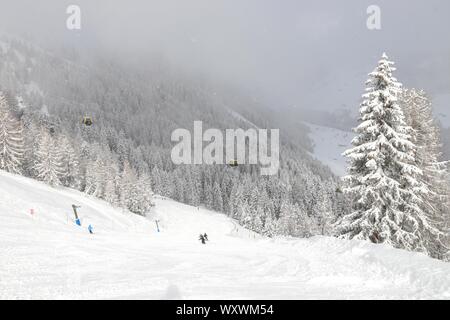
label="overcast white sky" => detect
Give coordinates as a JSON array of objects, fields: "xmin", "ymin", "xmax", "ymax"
[{"xmin": 0, "ymin": 0, "xmax": 449, "ymax": 112}]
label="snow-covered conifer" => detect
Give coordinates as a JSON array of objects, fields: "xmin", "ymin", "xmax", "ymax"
[
  {"xmin": 34, "ymin": 130, "xmax": 63, "ymax": 186},
  {"xmin": 338, "ymin": 54, "xmax": 443, "ymax": 255},
  {"xmin": 85, "ymin": 154, "xmax": 107, "ymax": 197},
  {"xmin": 399, "ymin": 88, "xmax": 450, "ymax": 258},
  {"xmin": 103, "ymin": 159, "xmax": 120, "ymax": 206},
  {"xmin": 277, "ymin": 201, "xmax": 311, "ymax": 237},
  {"xmin": 58, "ymin": 135, "xmax": 81, "ymax": 189},
  {"xmin": 212, "ymin": 181, "xmax": 224, "ymax": 212},
  {"xmin": 127, "ymin": 172, "xmax": 154, "ymax": 216},
  {"xmin": 0, "ymin": 94, "xmax": 24, "ymax": 174},
  {"xmin": 119, "ymin": 160, "xmax": 137, "ymax": 209},
  {"xmin": 229, "ymin": 183, "xmax": 244, "ymax": 220}
]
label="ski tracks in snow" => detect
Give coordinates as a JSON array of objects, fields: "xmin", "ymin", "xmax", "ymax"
[{"xmin": 1, "ymin": 171, "xmax": 450, "ymax": 299}]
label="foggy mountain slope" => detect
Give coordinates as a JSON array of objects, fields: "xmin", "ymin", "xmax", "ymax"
[
  {"xmin": 0, "ymin": 35, "xmax": 310, "ymax": 148},
  {"xmin": 433, "ymin": 93, "xmax": 450, "ymax": 129},
  {"xmin": 0, "ymin": 34, "xmax": 319, "ymax": 163},
  {"xmin": 304, "ymin": 123, "xmax": 351, "ymax": 176},
  {"xmin": 0, "ymin": 34, "xmax": 346, "ymax": 238}
]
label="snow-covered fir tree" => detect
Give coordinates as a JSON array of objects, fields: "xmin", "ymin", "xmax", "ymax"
[
  {"xmin": 127, "ymin": 173, "xmax": 154, "ymax": 216},
  {"xmin": 0, "ymin": 93, "xmax": 24, "ymax": 174},
  {"xmin": 277, "ymin": 201, "xmax": 312, "ymax": 237},
  {"xmin": 85, "ymin": 155, "xmax": 107, "ymax": 197},
  {"xmin": 212, "ymin": 181, "xmax": 224, "ymax": 212},
  {"xmin": 103, "ymin": 159, "xmax": 121, "ymax": 207},
  {"xmin": 229, "ymin": 183, "xmax": 244, "ymax": 220},
  {"xmin": 399, "ymin": 88, "xmax": 450, "ymax": 258},
  {"xmin": 33, "ymin": 130, "xmax": 64, "ymax": 186},
  {"xmin": 338, "ymin": 53, "xmax": 444, "ymax": 257},
  {"xmin": 58, "ymin": 135, "xmax": 81, "ymax": 189},
  {"xmin": 119, "ymin": 161, "xmax": 136, "ymax": 208},
  {"xmin": 204, "ymin": 181, "xmax": 214, "ymax": 209},
  {"xmin": 22, "ymin": 120, "xmax": 40, "ymax": 177}
]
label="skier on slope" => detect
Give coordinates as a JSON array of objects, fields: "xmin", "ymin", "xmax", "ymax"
[
  {"xmin": 88, "ymin": 224, "xmax": 94, "ymax": 234},
  {"xmin": 203, "ymin": 233, "xmax": 208, "ymax": 241},
  {"xmin": 199, "ymin": 234, "xmax": 206, "ymax": 244}
]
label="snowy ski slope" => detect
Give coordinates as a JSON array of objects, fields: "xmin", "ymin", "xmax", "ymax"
[{"xmin": 1, "ymin": 171, "xmax": 449, "ymax": 299}]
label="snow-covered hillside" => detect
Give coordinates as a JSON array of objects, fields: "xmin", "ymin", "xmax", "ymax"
[
  {"xmin": 305, "ymin": 122, "xmax": 352, "ymax": 176},
  {"xmin": 303, "ymin": 90, "xmax": 450, "ymax": 177},
  {"xmin": 433, "ymin": 93, "xmax": 450, "ymax": 128},
  {"xmin": 1, "ymin": 171, "xmax": 450, "ymax": 299}
]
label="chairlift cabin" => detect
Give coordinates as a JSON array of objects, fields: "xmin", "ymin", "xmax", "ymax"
[
  {"xmin": 82, "ymin": 116, "xmax": 93, "ymax": 126},
  {"xmin": 228, "ymin": 159, "xmax": 239, "ymax": 167}
]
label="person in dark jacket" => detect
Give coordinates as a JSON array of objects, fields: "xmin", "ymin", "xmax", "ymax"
[
  {"xmin": 199, "ymin": 234, "xmax": 206, "ymax": 244},
  {"xmin": 203, "ymin": 233, "xmax": 208, "ymax": 241}
]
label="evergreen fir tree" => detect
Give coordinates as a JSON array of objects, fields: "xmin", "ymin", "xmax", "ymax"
[
  {"xmin": 0, "ymin": 94, "xmax": 24, "ymax": 174},
  {"xmin": 119, "ymin": 160, "xmax": 137, "ymax": 209},
  {"xmin": 103, "ymin": 158, "xmax": 120, "ymax": 206},
  {"xmin": 128, "ymin": 172, "xmax": 154, "ymax": 216},
  {"xmin": 85, "ymin": 153, "xmax": 107, "ymax": 197},
  {"xmin": 58, "ymin": 135, "xmax": 81, "ymax": 189},
  {"xmin": 212, "ymin": 181, "xmax": 224, "ymax": 212},
  {"xmin": 277, "ymin": 201, "xmax": 311, "ymax": 237},
  {"xmin": 338, "ymin": 53, "xmax": 443, "ymax": 256},
  {"xmin": 399, "ymin": 88, "xmax": 450, "ymax": 258},
  {"xmin": 33, "ymin": 130, "xmax": 63, "ymax": 186},
  {"xmin": 229, "ymin": 183, "xmax": 244, "ymax": 220}
]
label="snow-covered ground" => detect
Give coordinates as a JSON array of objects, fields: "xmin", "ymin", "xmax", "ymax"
[
  {"xmin": 305, "ymin": 122, "xmax": 352, "ymax": 176},
  {"xmin": 1, "ymin": 171, "xmax": 450, "ymax": 299}
]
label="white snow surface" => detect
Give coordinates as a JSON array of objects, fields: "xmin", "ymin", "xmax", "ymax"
[
  {"xmin": 1, "ymin": 170, "xmax": 450, "ymax": 299},
  {"xmin": 305, "ymin": 122, "xmax": 351, "ymax": 176}
]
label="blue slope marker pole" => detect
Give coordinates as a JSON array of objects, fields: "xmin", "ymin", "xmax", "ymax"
[
  {"xmin": 155, "ymin": 219, "xmax": 160, "ymax": 232},
  {"xmin": 72, "ymin": 204, "xmax": 82, "ymax": 226}
]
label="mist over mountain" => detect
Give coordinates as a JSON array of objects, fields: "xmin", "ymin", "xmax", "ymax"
[
  {"xmin": 0, "ymin": 33, "xmax": 346, "ymax": 238},
  {"xmin": 0, "ymin": 0, "xmax": 449, "ymax": 113}
]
